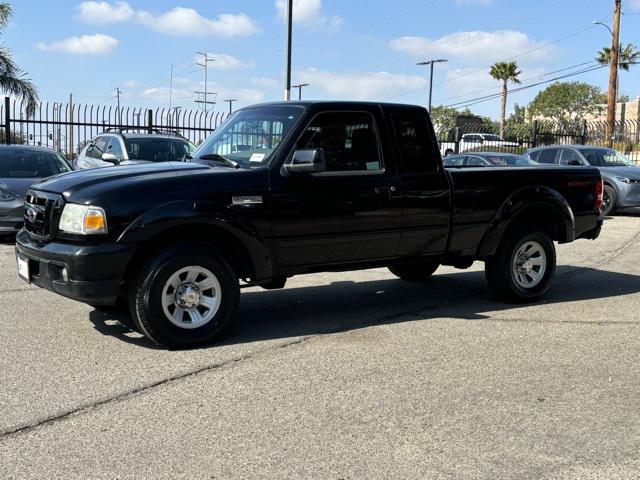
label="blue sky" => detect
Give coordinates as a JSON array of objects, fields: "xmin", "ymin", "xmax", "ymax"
[{"xmin": 4, "ymin": 0, "xmax": 640, "ymax": 119}]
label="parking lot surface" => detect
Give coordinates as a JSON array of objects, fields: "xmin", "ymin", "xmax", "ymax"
[{"xmin": 1, "ymin": 215, "xmax": 640, "ymax": 479}]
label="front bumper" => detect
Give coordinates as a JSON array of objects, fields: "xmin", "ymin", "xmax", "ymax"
[
  {"xmin": 616, "ymin": 182, "xmax": 640, "ymax": 207},
  {"xmin": 15, "ymin": 229, "xmax": 137, "ymax": 305},
  {"xmin": 0, "ymin": 201, "xmax": 24, "ymax": 233}
]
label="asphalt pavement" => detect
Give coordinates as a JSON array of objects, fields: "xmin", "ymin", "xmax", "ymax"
[{"xmin": 1, "ymin": 214, "xmax": 640, "ymax": 479}]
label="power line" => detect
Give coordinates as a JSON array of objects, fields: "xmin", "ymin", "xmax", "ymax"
[{"xmin": 443, "ymin": 64, "xmax": 607, "ymax": 110}]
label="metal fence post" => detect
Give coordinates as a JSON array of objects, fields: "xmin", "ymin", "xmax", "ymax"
[
  {"xmin": 147, "ymin": 109, "xmax": 153, "ymax": 134},
  {"xmin": 581, "ymin": 120, "xmax": 588, "ymax": 145},
  {"xmin": 4, "ymin": 96, "xmax": 10, "ymax": 144},
  {"xmin": 531, "ymin": 120, "xmax": 538, "ymax": 148},
  {"xmin": 454, "ymin": 126, "xmax": 460, "ymax": 154}
]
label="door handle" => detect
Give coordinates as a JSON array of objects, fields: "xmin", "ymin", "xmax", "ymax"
[{"xmin": 374, "ymin": 186, "xmax": 397, "ymax": 195}]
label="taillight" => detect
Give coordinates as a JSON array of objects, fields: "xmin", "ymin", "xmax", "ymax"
[{"xmin": 594, "ymin": 178, "xmax": 604, "ymax": 210}]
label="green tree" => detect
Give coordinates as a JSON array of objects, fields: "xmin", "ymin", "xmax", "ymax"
[
  {"xmin": 596, "ymin": 43, "xmax": 640, "ymax": 71},
  {"xmin": 528, "ymin": 82, "xmax": 606, "ymax": 129},
  {"xmin": 489, "ymin": 61, "xmax": 521, "ymax": 137},
  {"xmin": 0, "ymin": 3, "xmax": 38, "ymax": 115},
  {"xmin": 430, "ymin": 105, "xmax": 475, "ymax": 139}
]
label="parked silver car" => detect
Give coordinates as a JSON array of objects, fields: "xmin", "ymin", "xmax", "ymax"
[
  {"xmin": 76, "ymin": 130, "xmax": 195, "ymax": 170},
  {"xmin": 443, "ymin": 152, "xmax": 538, "ymax": 167},
  {"xmin": 525, "ymin": 145, "xmax": 640, "ymax": 215},
  {"xmin": 0, "ymin": 145, "xmax": 72, "ymax": 235}
]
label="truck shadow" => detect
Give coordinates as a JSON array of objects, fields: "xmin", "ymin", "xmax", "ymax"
[{"xmin": 88, "ymin": 266, "xmax": 640, "ymax": 349}]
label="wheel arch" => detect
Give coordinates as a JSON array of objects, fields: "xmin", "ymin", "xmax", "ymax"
[{"xmin": 477, "ymin": 186, "xmax": 575, "ymax": 257}]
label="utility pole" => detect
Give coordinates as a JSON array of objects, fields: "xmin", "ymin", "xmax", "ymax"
[
  {"xmin": 291, "ymin": 83, "xmax": 309, "ymax": 100},
  {"xmin": 195, "ymin": 52, "xmax": 216, "ymax": 111},
  {"xmin": 224, "ymin": 99, "xmax": 237, "ymax": 115},
  {"xmin": 606, "ymin": 0, "xmax": 622, "ymax": 146},
  {"xmin": 284, "ymin": 0, "xmax": 293, "ymax": 100},
  {"xmin": 417, "ymin": 59, "xmax": 448, "ymax": 113},
  {"xmin": 115, "ymin": 87, "xmax": 122, "ymax": 126}
]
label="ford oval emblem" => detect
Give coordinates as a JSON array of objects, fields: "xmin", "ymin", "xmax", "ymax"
[{"xmin": 25, "ymin": 206, "xmax": 38, "ymax": 222}]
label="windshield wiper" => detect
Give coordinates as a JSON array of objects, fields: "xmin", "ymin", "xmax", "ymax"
[{"xmin": 192, "ymin": 153, "xmax": 241, "ymax": 169}]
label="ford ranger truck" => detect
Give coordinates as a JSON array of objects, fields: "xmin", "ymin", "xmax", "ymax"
[{"xmin": 15, "ymin": 101, "xmax": 603, "ymax": 347}]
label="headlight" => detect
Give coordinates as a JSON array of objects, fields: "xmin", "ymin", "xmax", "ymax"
[
  {"xmin": 59, "ymin": 204, "xmax": 108, "ymax": 235},
  {"xmin": 0, "ymin": 187, "xmax": 17, "ymax": 202},
  {"xmin": 616, "ymin": 177, "xmax": 640, "ymax": 184}
]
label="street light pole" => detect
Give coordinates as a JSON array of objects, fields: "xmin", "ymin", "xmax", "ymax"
[
  {"xmin": 291, "ymin": 83, "xmax": 310, "ymax": 100},
  {"xmin": 417, "ymin": 59, "xmax": 448, "ymax": 113},
  {"xmin": 284, "ymin": 0, "xmax": 293, "ymax": 101}
]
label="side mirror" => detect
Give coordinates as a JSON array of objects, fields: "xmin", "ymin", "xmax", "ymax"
[
  {"xmin": 284, "ymin": 149, "xmax": 326, "ymax": 175},
  {"xmin": 101, "ymin": 153, "xmax": 120, "ymax": 165}
]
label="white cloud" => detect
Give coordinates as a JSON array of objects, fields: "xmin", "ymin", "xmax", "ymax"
[
  {"xmin": 274, "ymin": 0, "xmax": 342, "ymax": 30},
  {"xmin": 296, "ymin": 68, "xmax": 428, "ymax": 100},
  {"xmin": 195, "ymin": 53, "xmax": 253, "ymax": 70},
  {"xmin": 76, "ymin": 1, "xmax": 259, "ymax": 37},
  {"xmin": 390, "ymin": 30, "xmax": 553, "ymax": 64},
  {"xmin": 37, "ymin": 34, "xmax": 118, "ymax": 55},
  {"xmin": 76, "ymin": 1, "xmax": 134, "ymax": 23}
]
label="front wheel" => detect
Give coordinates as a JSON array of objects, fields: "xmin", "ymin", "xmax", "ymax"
[
  {"xmin": 129, "ymin": 245, "xmax": 240, "ymax": 348},
  {"xmin": 601, "ymin": 185, "xmax": 617, "ymax": 216},
  {"xmin": 485, "ymin": 228, "xmax": 556, "ymax": 303},
  {"xmin": 389, "ymin": 261, "xmax": 440, "ymax": 282}
]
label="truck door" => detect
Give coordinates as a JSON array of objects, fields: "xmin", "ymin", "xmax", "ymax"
[
  {"xmin": 388, "ymin": 111, "xmax": 451, "ymax": 255},
  {"xmin": 269, "ymin": 108, "xmax": 403, "ymax": 268}
]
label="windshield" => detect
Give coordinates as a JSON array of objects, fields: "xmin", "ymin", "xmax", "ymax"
[
  {"xmin": 0, "ymin": 149, "xmax": 71, "ymax": 178},
  {"xmin": 579, "ymin": 148, "xmax": 635, "ymax": 167},
  {"xmin": 125, "ymin": 138, "xmax": 195, "ymax": 162},
  {"xmin": 484, "ymin": 155, "xmax": 536, "ymax": 166},
  {"xmin": 192, "ymin": 106, "xmax": 304, "ymax": 167}
]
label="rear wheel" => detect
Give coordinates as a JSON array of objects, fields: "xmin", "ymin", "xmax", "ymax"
[
  {"xmin": 389, "ymin": 261, "xmax": 440, "ymax": 282},
  {"xmin": 129, "ymin": 245, "xmax": 240, "ymax": 348},
  {"xmin": 601, "ymin": 185, "xmax": 617, "ymax": 216},
  {"xmin": 485, "ymin": 227, "xmax": 556, "ymax": 303}
]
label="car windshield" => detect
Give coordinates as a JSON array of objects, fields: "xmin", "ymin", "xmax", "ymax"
[
  {"xmin": 0, "ymin": 149, "xmax": 71, "ymax": 178},
  {"xmin": 484, "ymin": 155, "xmax": 535, "ymax": 166},
  {"xmin": 579, "ymin": 148, "xmax": 635, "ymax": 167},
  {"xmin": 191, "ymin": 106, "xmax": 304, "ymax": 167},
  {"xmin": 125, "ymin": 138, "xmax": 195, "ymax": 162}
]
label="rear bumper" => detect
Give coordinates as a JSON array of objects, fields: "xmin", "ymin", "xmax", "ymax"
[
  {"xmin": 575, "ymin": 215, "xmax": 603, "ymax": 240},
  {"xmin": 15, "ymin": 229, "xmax": 136, "ymax": 305}
]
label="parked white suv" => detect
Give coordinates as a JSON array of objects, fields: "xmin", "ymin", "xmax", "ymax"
[
  {"xmin": 440, "ymin": 133, "xmax": 520, "ymax": 157},
  {"xmin": 75, "ymin": 130, "xmax": 195, "ymax": 170}
]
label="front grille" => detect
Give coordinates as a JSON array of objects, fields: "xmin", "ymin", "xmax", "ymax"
[{"xmin": 24, "ymin": 190, "xmax": 63, "ymax": 239}]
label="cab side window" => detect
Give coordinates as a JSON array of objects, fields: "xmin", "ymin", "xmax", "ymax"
[
  {"xmin": 107, "ymin": 137, "xmax": 124, "ymax": 159},
  {"xmin": 392, "ymin": 114, "xmax": 437, "ymax": 173},
  {"xmin": 297, "ymin": 112, "xmax": 382, "ymax": 172},
  {"xmin": 86, "ymin": 136, "xmax": 109, "ymax": 159}
]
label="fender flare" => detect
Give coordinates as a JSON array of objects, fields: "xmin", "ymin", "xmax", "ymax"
[
  {"xmin": 117, "ymin": 200, "xmax": 273, "ymax": 281},
  {"xmin": 476, "ymin": 185, "xmax": 575, "ymax": 257}
]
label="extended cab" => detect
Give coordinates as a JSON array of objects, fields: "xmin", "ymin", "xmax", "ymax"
[{"xmin": 15, "ymin": 102, "xmax": 603, "ymax": 347}]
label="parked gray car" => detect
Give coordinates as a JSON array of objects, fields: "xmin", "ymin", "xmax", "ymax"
[
  {"xmin": 76, "ymin": 130, "xmax": 195, "ymax": 170},
  {"xmin": 0, "ymin": 145, "xmax": 72, "ymax": 235},
  {"xmin": 525, "ymin": 145, "xmax": 640, "ymax": 215},
  {"xmin": 443, "ymin": 152, "xmax": 538, "ymax": 167}
]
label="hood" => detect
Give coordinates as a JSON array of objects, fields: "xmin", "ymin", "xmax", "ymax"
[
  {"xmin": 598, "ymin": 165, "xmax": 640, "ymax": 179},
  {"xmin": 0, "ymin": 178, "xmax": 39, "ymax": 199},
  {"xmin": 31, "ymin": 162, "xmax": 213, "ymax": 202}
]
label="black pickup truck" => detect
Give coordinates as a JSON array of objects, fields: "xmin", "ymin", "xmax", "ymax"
[{"xmin": 15, "ymin": 101, "xmax": 603, "ymax": 347}]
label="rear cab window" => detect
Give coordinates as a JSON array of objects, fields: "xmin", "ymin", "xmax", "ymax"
[{"xmin": 391, "ymin": 113, "xmax": 438, "ymax": 173}]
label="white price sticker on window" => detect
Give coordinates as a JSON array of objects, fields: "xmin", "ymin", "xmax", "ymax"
[{"xmin": 249, "ymin": 153, "xmax": 266, "ymax": 163}]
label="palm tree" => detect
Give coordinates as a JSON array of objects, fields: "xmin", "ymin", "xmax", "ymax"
[
  {"xmin": 489, "ymin": 61, "xmax": 521, "ymax": 138},
  {"xmin": 0, "ymin": 3, "xmax": 38, "ymax": 115},
  {"xmin": 596, "ymin": 43, "xmax": 640, "ymax": 71}
]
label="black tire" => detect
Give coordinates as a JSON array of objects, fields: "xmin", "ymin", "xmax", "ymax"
[
  {"xmin": 485, "ymin": 227, "xmax": 556, "ymax": 303},
  {"xmin": 389, "ymin": 261, "xmax": 440, "ymax": 282},
  {"xmin": 601, "ymin": 185, "xmax": 617, "ymax": 216},
  {"xmin": 129, "ymin": 244, "xmax": 240, "ymax": 348}
]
